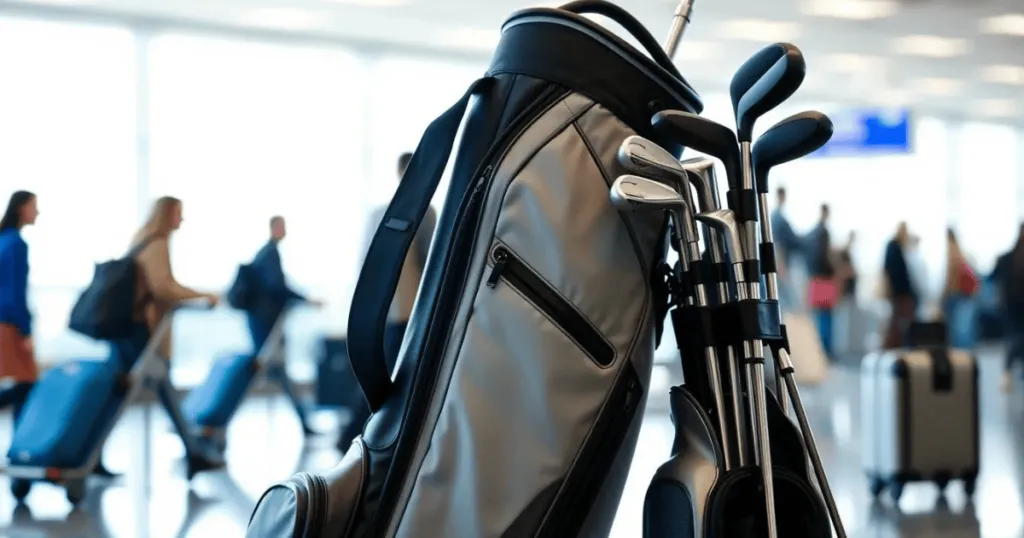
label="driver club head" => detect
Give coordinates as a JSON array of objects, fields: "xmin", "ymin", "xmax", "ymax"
[
  {"xmin": 651, "ymin": 110, "xmax": 743, "ymax": 192},
  {"xmin": 618, "ymin": 135, "xmax": 685, "ymax": 182},
  {"xmin": 751, "ymin": 111, "xmax": 834, "ymax": 193},
  {"xmin": 729, "ymin": 43, "xmax": 806, "ymax": 142},
  {"xmin": 610, "ymin": 175, "xmax": 696, "ymax": 243},
  {"xmin": 694, "ymin": 209, "xmax": 743, "ymax": 263}
]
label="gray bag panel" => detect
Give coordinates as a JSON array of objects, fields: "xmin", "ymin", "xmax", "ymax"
[
  {"xmin": 388, "ymin": 94, "xmax": 666, "ymax": 538},
  {"xmin": 862, "ymin": 349, "xmax": 977, "ymax": 477}
]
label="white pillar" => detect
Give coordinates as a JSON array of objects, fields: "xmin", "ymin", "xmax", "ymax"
[{"xmin": 946, "ymin": 121, "xmax": 962, "ymax": 229}]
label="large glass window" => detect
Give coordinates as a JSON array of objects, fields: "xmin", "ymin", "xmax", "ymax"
[
  {"xmin": 148, "ymin": 34, "xmax": 367, "ymax": 372},
  {"xmin": 765, "ymin": 116, "xmax": 950, "ymax": 303},
  {"xmin": 366, "ymin": 57, "xmax": 485, "ymax": 211},
  {"xmin": 0, "ymin": 17, "xmax": 137, "ymax": 358},
  {"xmin": 953, "ymin": 123, "xmax": 1019, "ymax": 274}
]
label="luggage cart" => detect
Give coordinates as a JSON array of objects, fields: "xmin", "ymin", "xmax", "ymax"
[
  {"xmin": 184, "ymin": 309, "xmax": 314, "ymax": 452},
  {"xmin": 3, "ymin": 300, "xmax": 219, "ymax": 505}
]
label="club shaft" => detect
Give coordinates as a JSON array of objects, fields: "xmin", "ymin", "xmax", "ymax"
[
  {"xmin": 756, "ymin": 190, "xmax": 788, "ymax": 417},
  {"xmin": 663, "ymin": 0, "xmax": 694, "ymax": 60},
  {"xmin": 782, "ymin": 360, "xmax": 847, "ymax": 538}
]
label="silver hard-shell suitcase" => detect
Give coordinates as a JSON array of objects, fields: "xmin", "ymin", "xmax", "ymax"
[{"xmin": 860, "ymin": 348, "xmax": 979, "ymax": 503}]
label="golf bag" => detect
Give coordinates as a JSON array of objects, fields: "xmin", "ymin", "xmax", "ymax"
[{"xmin": 245, "ymin": 2, "xmax": 703, "ymax": 537}]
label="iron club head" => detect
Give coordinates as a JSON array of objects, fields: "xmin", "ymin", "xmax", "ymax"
[
  {"xmin": 610, "ymin": 175, "xmax": 696, "ymax": 244},
  {"xmin": 751, "ymin": 111, "xmax": 834, "ymax": 193},
  {"xmin": 694, "ymin": 209, "xmax": 743, "ymax": 264},
  {"xmin": 680, "ymin": 158, "xmax": 720, "ymax": 214},
  {"xmin": 618, "ymin": 135, "xmax": 686, "ymax": 182}
]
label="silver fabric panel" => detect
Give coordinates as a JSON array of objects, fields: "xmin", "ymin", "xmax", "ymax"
[
  {"xmin": 390, "ymin": 94, "xmax": 662, "ymax": 538},
  {"xmin": 862, "ymin": 350, "xmax": 976, "ymax": 477}
]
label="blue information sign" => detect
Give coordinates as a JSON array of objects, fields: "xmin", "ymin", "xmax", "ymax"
[{"xmin": 812, "ymin": 107, "xmax": 912, "ymax": 157}]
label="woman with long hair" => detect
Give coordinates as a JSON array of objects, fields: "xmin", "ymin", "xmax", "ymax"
[
  {"xmin": 108, "ymin": 196, "xmax": 221, "ymax": 473},
  {"xmin": 0, "ymin": 191, "xmax": 40, "ymax": 433},
  {"xmin": 995, "ymin": 223, "xmax": 1024, "ymax": 390},
  {"xmin": 943, "ymin": 228, "xmax": 979, "ymax": 348}
]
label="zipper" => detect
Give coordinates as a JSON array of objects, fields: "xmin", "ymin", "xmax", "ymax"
[
  {"xmin": 536, "ymin": 364, "xmax": 643, "ymax": 538},
  {"xmin": 374, "ymin": 84, "xmax": 573, "ymax": 535},
  {"xmin": 487, "ymin": 245, "xmax": 614, "ymax": 367}
]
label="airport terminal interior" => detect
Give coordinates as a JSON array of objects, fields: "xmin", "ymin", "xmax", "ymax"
[{"xmin": 1, "ymin": 0, "xmax": 1023, "ymax": 536}]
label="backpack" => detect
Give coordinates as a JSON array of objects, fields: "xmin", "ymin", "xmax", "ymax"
[
  {"xmin": 226, "ymin": 263, "xmax": 258, "ymax": 311},
  {"xmin": 244, "ymin": 2, "xmax": 702, "ymax": 536},
  {"xmin": 69, "ymin": 237, "xmax": 154, "ymax": 341}
]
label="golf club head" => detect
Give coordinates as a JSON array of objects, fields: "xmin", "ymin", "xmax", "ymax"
[
  {"xmin": 751, "ymin": 111, "xmax": 834, "ymax": 192},
  {"xmin": 680, "ymin": 158, "xmax": 719, "ymax": 213},
  {"xmin": 729, "ymin": 43, "xmax": 806, "ymax": 142},
  {"xmin": 651, "ymin": 110, "xmax": 743, "ymax": 191},
  {"xmin": 694, "ymin": 209, "xmax": 742, "ymax": 262},
  {"xmin": 610, "ymin": 175, "xmax": 696, "ymax": 243},
  {"xmin": 618, "ymin": 135, "xmax": 685, "ymax": 183}
]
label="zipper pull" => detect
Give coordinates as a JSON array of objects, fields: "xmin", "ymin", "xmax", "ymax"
[{"xmin": 486, "ymin": 248, "xmax": 509, "ymax": 288}]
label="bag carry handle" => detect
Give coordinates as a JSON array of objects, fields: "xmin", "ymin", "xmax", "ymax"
[
  {"xmin": 347, "ymin": 77, "xmax": 493, "ymax": 412},
  {"xmin": 558, "ymin": 0, "xmax": 685, "ymax": 81}
]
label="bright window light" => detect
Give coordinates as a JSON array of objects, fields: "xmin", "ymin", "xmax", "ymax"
[
  {"xmin": 911, "ymin": 77, "xmax": 963, "ymax": 97},
  {"xmin": 242, "ymin": 8, "xmax": 329, "ymax": 31},
  {"xmin": 433, "ymin": 28, "xmax": 500, "ymax": 52},
  {"xmin": 975, "ymin": 99, "xmax": 1018, "ymax": 118},
  {"xmin": 981, "ymin": 64, "xmax": 1024, "ymax": 85}
]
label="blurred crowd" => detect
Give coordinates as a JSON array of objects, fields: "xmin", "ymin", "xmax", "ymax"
[{"xmin": 770, "ymin": 186, "xmax": 1024, "ymax": 389}]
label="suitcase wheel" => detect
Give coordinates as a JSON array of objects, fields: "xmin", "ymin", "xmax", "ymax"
[
  {"xmin": 934, "ymin": 475, "xmax": 950, "ymax": 492},
  {"xmin": 888, "ymin": 481, "xmax": 904, "ymax": 504},
  {"xmin": 10, "ymin": 479, "xmax": 31, "ymax": 501},
  {"xmin": 868, "ymin": 477, "xmax": 885, "ymax": 497},
  {"xmin": 65, "ymin": 479, "xmax": 86, "ymax": 506}
]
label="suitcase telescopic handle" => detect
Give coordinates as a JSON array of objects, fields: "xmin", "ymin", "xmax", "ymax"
[{"xmin": 558, "ymin": 0, "xmax": 686, "ymax": 81}]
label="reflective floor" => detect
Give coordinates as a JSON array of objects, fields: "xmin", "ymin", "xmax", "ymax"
[{"xmin": 1, "ymin": 347, "xmax": 1020, "ymax": 537}]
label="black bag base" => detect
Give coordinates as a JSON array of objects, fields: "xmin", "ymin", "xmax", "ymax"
[{"xmin": 707, "ymin": 466, "xmax": 832, "ymax": 538}]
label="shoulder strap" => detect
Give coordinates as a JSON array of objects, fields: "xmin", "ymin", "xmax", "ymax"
[{"xmin": 347, "ymin": 77, "xmax": 492, "ymax": 412}]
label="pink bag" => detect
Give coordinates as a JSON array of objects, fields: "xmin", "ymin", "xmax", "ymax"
[{"xmin": 808, "ymin": 278, "xmax": 839, "ymax": 310}]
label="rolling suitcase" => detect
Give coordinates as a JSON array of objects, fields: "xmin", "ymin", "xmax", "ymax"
[
  {"xmin": 860, "ymin": 346, "xmax": 979, "ymax": 503},
  {"xmin": 244, "ymin": 1, "xmax": 704, "ymax": 536},
  {"xmin": 6, "ymin": 358, "xmax": 124, "ymax": 469},
  {"xmin": 181, "ymin": 352, "xmax": 259, "ymax": 428}
]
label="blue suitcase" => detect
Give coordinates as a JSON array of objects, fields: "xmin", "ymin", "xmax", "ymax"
[
  {"xmin": 182, "ymin": 352, "xmax": 258, "ymax": 427},
  {"xmin": 7, "ymin": 358, "xmax": 124, "ymax": 468}
]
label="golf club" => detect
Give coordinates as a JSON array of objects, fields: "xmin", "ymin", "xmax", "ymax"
[
  {"xmin": 664, "ymin": 0, "xmax": 695, "ymax": 60},
  {"xmin": 611, "ymin": 157, "xmax": 735, "ymax": 472},
  {"xmin": 681, "ymin": 159, "xmax": 750, "ymax": 469},
  {"xmin": 651, "ymin": 113, "xmax": 774, "ymax": 511},
  {"xmin": 751, "ymin": 111, "xmax": 847, "ymax": 538},
  {"xmin": 695, "ymin": 208, "xmax": 777, "ymax": 538}
]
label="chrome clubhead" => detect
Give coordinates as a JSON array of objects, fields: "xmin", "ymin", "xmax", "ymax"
[
  {"xmin": 611, "ymin": 175, "xmax": 696, "ymax": 244},
  {"xmin": 618, "ymin": 135, "xmax": 685, "ymax": 183},
  {"xmin": 694, "ymin": 209, "xmax": 743, "ymax": 263},
  {"xmin": 680, "ymin": 157, "xmax": 720, "ymax": 214}
]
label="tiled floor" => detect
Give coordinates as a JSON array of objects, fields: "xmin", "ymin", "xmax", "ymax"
[{"xmin": 1, "ymin": 348, "xmax": 1020, "ymax": 537}]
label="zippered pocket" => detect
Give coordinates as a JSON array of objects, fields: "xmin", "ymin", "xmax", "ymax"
[{"xmin": 486, "ymin": 245, "xmax": 615, "ymax": 367}]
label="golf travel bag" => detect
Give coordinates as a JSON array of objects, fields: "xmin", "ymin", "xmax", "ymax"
[{"xmin": 244, "ymin": 2, "xmax": 704, "ymax": 536}]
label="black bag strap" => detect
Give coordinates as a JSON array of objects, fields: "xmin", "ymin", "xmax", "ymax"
[
  {"xmin": 347, "ymin": 77, "xmax": 493, "ymax": 412},
  {"xmin": 558, "ymin": 0, "xmax": 684, "ymax": 81}
]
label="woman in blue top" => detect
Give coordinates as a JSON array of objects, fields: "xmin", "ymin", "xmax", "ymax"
[{"xmin": 0, "ymin": 191, "xmax": 39, "ymax": 430}]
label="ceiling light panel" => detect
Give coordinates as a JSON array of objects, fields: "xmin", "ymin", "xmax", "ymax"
[
  {"xmin": 801, "ymin": 0, "xmax": 898, "ymax": 21},
  {"xmin": 718, "ymin": 19, "xmax": 802, "ymax": 42},
  {"xmin": 982, "ymin": 65, "xmax": 1024, "ymax": 85},
  {"xmin": 434, "ymin": 28, "xmax": 500, "ymax": 52},
  {"xmin": 891, "ymin": 35, "xmax": 971, "ymax": 58},
  {"xmin": 243, "ymin": 8, "xmax": 328, "ymax": 31},
  {"xmin": 322, "ymin": 0, "xmax": 411, "ymax": 5},
  {"xmin": 979, "ymin": 14, "xmax": 1024, "ymax": 36},
  {"xmin": 975, "ymin": 99, "xmax": 1018, "ymax": 118},
  {"xmin": 821, "ymin": 53, "xmax": 886, "ymax": 73},
  {"xmin": 911, "ymin": 77, "xmax": 963, "ymax": 97}
]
